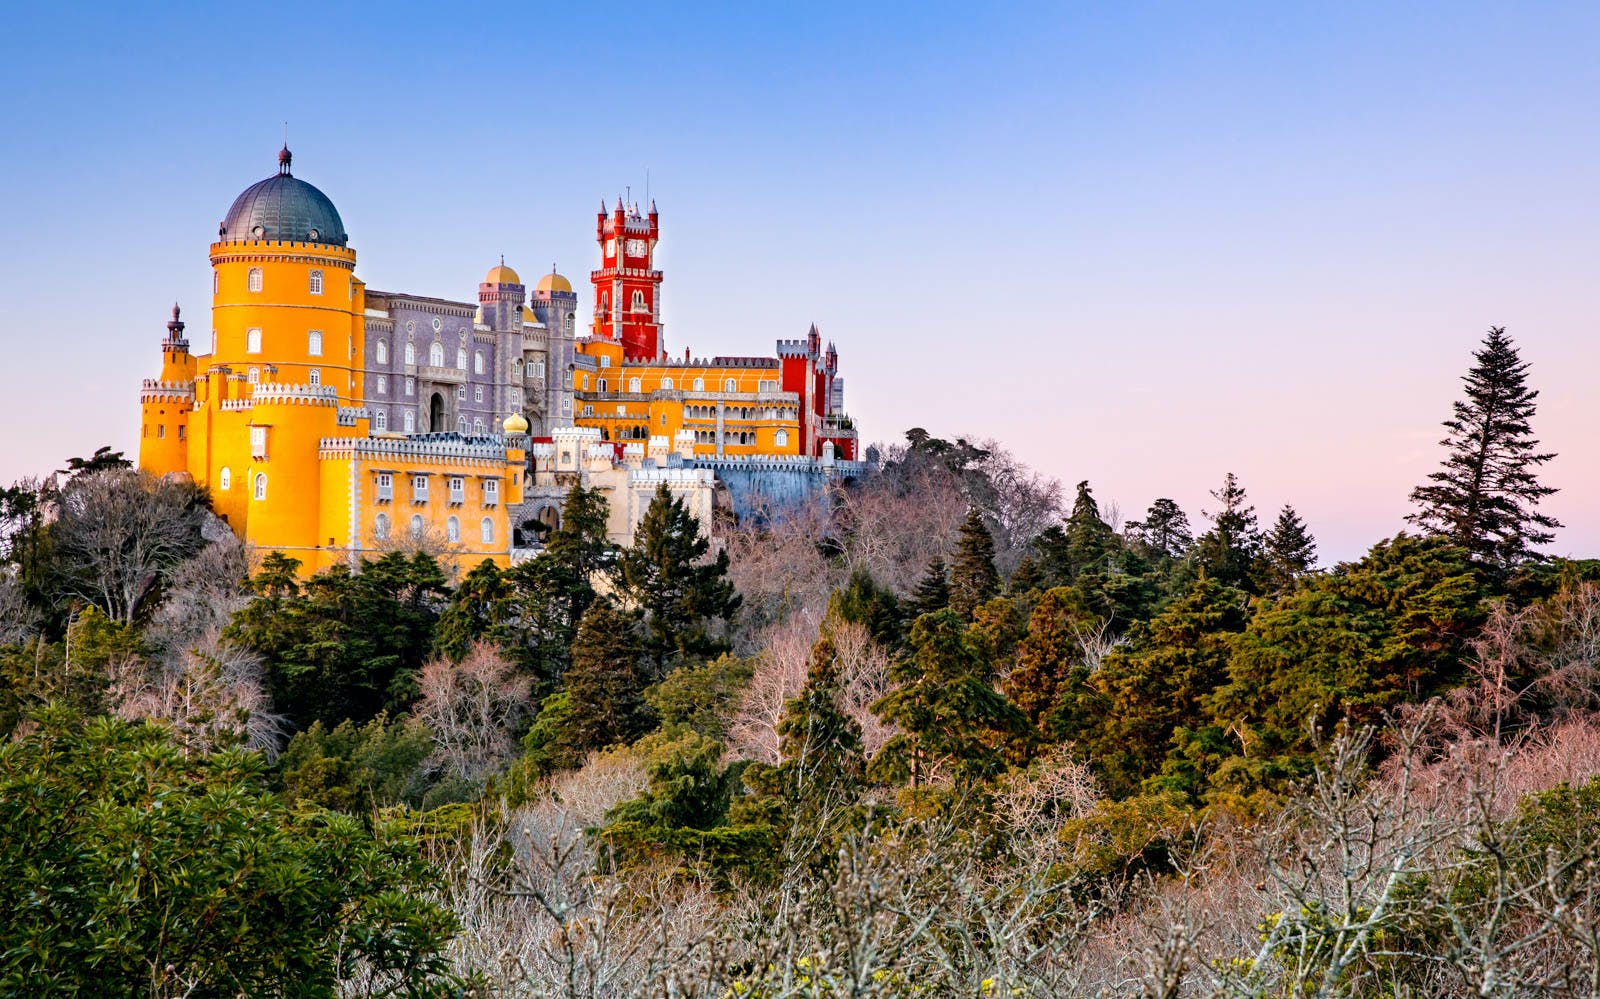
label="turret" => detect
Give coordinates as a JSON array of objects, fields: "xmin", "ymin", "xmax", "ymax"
[{"xmin": 140, "ymin": 303, "xmax": 197, "ymax": 477}]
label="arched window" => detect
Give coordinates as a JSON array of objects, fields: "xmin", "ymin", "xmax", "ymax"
[
  {"xmin": 693, "ymin": 377, "xmax": 704, "ymax": 391},
  {"xmin": 376, "ymin": 375, "xmax": 388, "ymax": 395},
  {"xmin": 661, "ymin": 377, "xmax": 673, "ymax": 390},
  {"xmin": 631, "ymin": 290, "xmax": 646, "ymax": 312},
  {"xmin": 481, "ymin": 517, "xmax": 494, "ymax": 544},
  {"xmin": 424, "ymin": 341, "xmax": 439, "ymax": 367},
  {"xmin": 308, "ymin": 269, "xmax": 323, "ymax": 295},
  {"xmin": 253, "ymin": 473, "xmax": 267, "ymax": 501},
  {"xmin": 405, "ymin": 376, "xmax": 415, "ymax": 396},
  {"xmin": 598, "ymin": 378, "xmax": 608, "ymax": 393},
  {"xmin": 404, "ymin": 342, "xmax": 416, "ymax": 365},
  {"xmin": 565, "ymin": 315, "xmax": 574, "ymax": 334},
  {"xmin": 375, "ymin": 409, "xmax": 387, "ymax": 430},
  {"xmin": 474, "ymin": 418, "xmax": 485, "ymax": 433},
  {"xmin": 474, "ymin": 351, "xmax": 485, "ymax": 375},
  {"xmin": 600, "ymin": 292, "xmax": 609, "ymax": 312},
  {"xmin": 513, "ymin": 359, "xmax": 522, "ymax": 379},
  {"xmin": 308, "ymin": 369, "xmax": 321, "ymax": 386},
  {"xmin": 628, "ymin": 377, "xmax": 641, "ymax": 393},
  {"xmin": 308, "ymin": 330, "xmax": 322, "ymax": 356},
  {"xmin": 473, "ymin": 385, "xmax": 483, "ymax": 403},
  {"xmin": 374, "ymin": 513, "xmax": 390, "ymax": 540},
  {"xmin": 246, "ymin": 328, "xmax": 262, "ymax": 353},
  {"xmin": 247, "ymin": 367, "xmax": 260, "ymax": 384},
  {"xmin": 446, "ymin": 516, "xmax": 460, "ymax": 543},
  {"xmin": 458, "ymin": 416, "xmax": 468, "ymax": 433},
  {"xmin": 410, "ymin": 514, "xmax": 424, "ymax": 539},
  {"xmin": 457, "ymin": 347, "xmax": 468, "ymax": 371},
  {"xmin": 725, "ymin": 378, "xmax": 737, "ymax": 392},
  {"xmin": 219, "ymin": 467, "xmax": 232, "ymax": 491},
  {"xmin": 247, "ymin": 268, "xmax": 262, "ymax": 292},
  {"xmin": 375, "ymin": 340, "xmax": 388, "ymax": 364},
  {"xmin": 403, "ymin": 410, "xmax": 416, "ymax": 432}
]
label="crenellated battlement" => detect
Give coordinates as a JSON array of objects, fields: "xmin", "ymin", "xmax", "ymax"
[
  {"xmin": 141, "ymin": 379, "xmax": 195, "ymax": 403},
  {"xmin": 317, "ymin": 433, "xmax": 509, "ymax": 464}
]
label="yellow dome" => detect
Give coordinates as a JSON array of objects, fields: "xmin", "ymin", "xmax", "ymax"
[
  {"xmin": 535, "ymin": 270, "xmax": 572, "ymax": 294},
  {"xmin": 502, "ymin": 413, "xmax": 530, "ymax": 435},
  {"xmin": 485, "ymin": 261, "xmax": 521, "ymax": 285}
]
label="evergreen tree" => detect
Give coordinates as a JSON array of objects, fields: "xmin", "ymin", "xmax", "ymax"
[
  {"xmin": 543, "ymin": 483, "xmax": 616, "ymax": 631},
  {"xmin": 1004, "ymin": 586, "xmax": 1100, "ymax": 730},
  {"xmin": 948, "ymin": 507, "xmax": 1001, "ymax": 619},
  {"xmin": 1259, "ymin": 504, "xmax": 1318, "ymax": 595},
  {"xmin": 826, "ymin": 570, "xmax": 905, "ymax": 649},
  {"xmin": 1064, "ymin": 480, "xmax": 1118, "ymax": 578},
  {"xmin": 562, "ymin": 600, "xmax": 654, "ymax": 752},
  {"xmin": 1408, "ymin": 326, "xmax": 1560, "ymax": 570},
  {"xmin": 614, "ymin": 484, "xmax": 740, "ymax": 676},
  {"xmin": 906, "ymin": 556, "xmax": 950, "ymax": 619},
  {"xmin": 1194, "ymin": 473, "xmax": 1261, "ymax": 591},
  {"xmin": 870, "ymin": 609, "xmax": 1031, "ymax": 788},
  {"xmin": 775, "ymin": 637, "xmax": 865, "ymax": 798},
  {"xmin": 430, "ymin": 559, "xmax": 507, "ymax": 661},
  {"xmin": 57, "ymin": 445, "xmax": 131, "ymax": 478},
  {"xmin": 1007, "ymin": 554, "xmax": 1045, "ymax": 596},
  {"xmin": 1127, "ymin": 498, "xmax": 1194, "ymax": 560}
]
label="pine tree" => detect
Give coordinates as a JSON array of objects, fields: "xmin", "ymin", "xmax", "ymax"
[
  {"xmin": 543, "ymin": 483, "xmax": 616, "ymax": 630},
  {"xmin": 1064, "ymin": 481, "xmax": 1118, "ymax": 578},
  {"xmin": 1408, "ymin": 326, "xmax": 1560, "ymax": 570},
  {"xmin": 562, "ymin": 600, "xmax": 653, "ymax": 751},
  {"xmin": 775, "ymin": 637, "xmax": 865, "ymax": 796},
  {"xmin": 615, "ymin": 483, "xmax": 741, "ymax": 676},
  {"xmin": 870, "ymin": 609, "xmax": 1031, "ymax": 788},
  {"xmin": 430, "ymin": 559, "xmax": 507, "ymax": 660},
  {"xmin": 1194, "ymin": 473, "xmax": 1261, "ymax": 591},
  {"xmin": 1259, "ymin": 504, "xmax": 1317, "ymax": 595},
  {"xmin": 907, "ymin": 556, "xmax": 950, "ymax": 619},
  {"xmin": 1127, "ymin": 498, "xmax": 1194, "ymax": 560},
  {"xmin": 948, "ymin": 508, "xmax": 1000, "ymax": 619}
]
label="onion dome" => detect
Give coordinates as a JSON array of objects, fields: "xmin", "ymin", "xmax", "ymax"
[
  {"xmin": 502, "ymin": 413, "xmax": 530, "ymax": 435},
  {"xmin": 535, "ymin": 269, "xmax": 572, "ymax": 294},
  {"xmin": 485, "ymin": 258, "xmax": 521, "ymax": 285},
  {"xmin": 219, "ymin": 147, "xmax": 347, "ymax": 245}
]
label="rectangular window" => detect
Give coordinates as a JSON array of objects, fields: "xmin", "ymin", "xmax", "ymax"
[
  {"xmin": 448, "ymin": 477, "xmax": 465, "ymax": 504},
  {"xmin": 246, "ymin": 328, "xmax": 262, "ymax": 353},
  {"xmin": 375, "ymin": 472, "xmax": 393, "ymax": 501},
  {"xmin": 177, "ymin": 425, "xmax": 186, "ymax": 440},
  {"xmin": 308, "ymin": 330, "xmax": 323, "ymax": 356},
  {"xmin": 484, "ymin": 479, "xmax": 499, "ymax": 505},
  {"xmin": 759, "ymin": 379, "xmax": 777, "ymax": 392},
  {"xmin": 309, "ymin": 269, "xmax": 323, "ymax": 295},
  {"xmin": 156, "ymin": 424, "xmax": 165, "ymax": 439},
  {"xmin": 249, "ymin": 426, "xmax": 267, "ymax": 458},
  {"xmin": 412, "ymin": 475, "xmax": 428, "ymax": 502},
  {"xmin": 534, "ymin": 360, "xmax": 545, "ymax": 379}
]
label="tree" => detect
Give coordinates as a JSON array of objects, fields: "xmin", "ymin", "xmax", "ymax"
[
  {"xmin": 430, "ymin": 559, "xmax": 508, "ymax": 661},
  {"xmin": 644, "ymin": 653, "xmax": 755, "ymax": 743},
  {"xmin": 1004, "ymin": 586, "xmax": 1100, "ymax": 730},
  {"xmin": 542, "ymin": 483, "xmax": 617, "ymax": 637},
  {"xmin": 1409, "ymin": 326, "xmax": 1560, "ymax": 571},
  {"xmin": 57, "ymin": 445, "xmax": 131, "ymax": 478},
  {"xmin": 0, "ymin": 707, "xmax": 457, "ymax": 995},
  {"xmin": 50, "ymin": 469, "xmax": 209, "ymax": 624},
  {"xmin": 276, "ymin": 713, "xmax": 434, "ymax": 813},
  {"xmin": 411, "ymin": 641, "xmax": 532, "ymax": 786},
  {"xmin": 1194, "ymin": 472, "xmax": 1261, "ymax": 591},
  {"xmin": 906, "ymin": 556, "xmax": 951, "ymax": 619},
  {"xmin": 870, "ymin": 609, "xmax": 1031, "ymax": 788},
  {"xmin": 615, "ymin": 484, "xmax": 740, "ymax": 675},
  {"xmin": 1260, "ymin": 504, "xmax": 1318, "ymax": 594},
  {"xmin": 561, "ymin": 600, "xmax": 654, "ymax": 752},
  {"xmin": 1126, "ymin": 498, "xmax": 1194, "ymax": 561},
  {"xmin": 775, "ymin": 637, "xmax": 866, "ymax": 795},
  {"xmin": 948, "ymin": 508, "xmax": 1001, "ymax": 619},
  {"xmin": 1063, "ymin": 481, "xmax": 1118, "ymax": 580}
]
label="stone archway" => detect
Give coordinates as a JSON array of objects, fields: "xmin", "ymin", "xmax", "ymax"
[{"xmin": 429, "ymin": 392, "xmax": 445, "ymax": 433}]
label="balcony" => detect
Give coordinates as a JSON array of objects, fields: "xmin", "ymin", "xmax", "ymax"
[{"xmin": 419, "ymin": 365, "xmax": 465, "ymax": 384}]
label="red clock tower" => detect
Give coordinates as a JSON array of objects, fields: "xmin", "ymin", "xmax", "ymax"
[{"xmin": 591, "ymin": 198, "xmax": 663, "ymax": 360}]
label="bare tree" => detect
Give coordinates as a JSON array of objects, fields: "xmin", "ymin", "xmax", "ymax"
[
  {"xmin": 50, "ymin": 469, "xmax": 207, "ymax": 624},
  {"xmin": 109, "ymin": 630, "xmax": 287, "ymax": 758},
  {"xmin": 0, "ymin": 570, "xmax": 40, "ymax": 646},
  {"xmin": 830, "ymin": 618, "xmax": 895, "ymax": 758},
  {"xmin": 412, "ymin": 641, "xmax": 533, "ymax": 784},
  {"xmin": 727, "ymin": 611, "xmax": 817, "ymax": 763}
]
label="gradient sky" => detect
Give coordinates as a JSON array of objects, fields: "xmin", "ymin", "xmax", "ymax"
[{"xmin": 2, "ymin": 2, "xmax": 1597, "ymax": 563}]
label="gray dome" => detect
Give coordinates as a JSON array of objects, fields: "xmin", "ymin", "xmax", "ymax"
[{"xmin": 219, "ymin": 155, "xmax": 347, "ymax": 246}]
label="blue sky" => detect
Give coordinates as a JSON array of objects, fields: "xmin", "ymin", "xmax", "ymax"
[{"xmin": 3, "ymin": 2, "xmax": 1598, "ymax": 560}]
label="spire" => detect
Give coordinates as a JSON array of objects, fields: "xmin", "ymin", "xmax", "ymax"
[
  {"xmin": 165, "ymin": 302, "xmax": 187, "ymax": 345},
  {"xmin": 278, "ymin": 143, "xmax": 292, "ymax": 176}
]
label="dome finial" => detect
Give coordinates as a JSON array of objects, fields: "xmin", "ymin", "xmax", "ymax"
[
  {"xmin": 278, "ymin": 143, "xmax": 292, "ymax": 176},
  {"xmin": 171, "ymin": 303, "xmax": 180, "ymax": 322}
]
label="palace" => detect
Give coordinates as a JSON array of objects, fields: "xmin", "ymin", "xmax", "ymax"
[{"xmin": 138, "ymin": 148, "xmax": 862, "ymax": 572}]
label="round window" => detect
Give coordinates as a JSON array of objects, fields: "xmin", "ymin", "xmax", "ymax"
[
  {"xmin": 432, "ymin": 317, "xmax": 443, "ymax": 332},
  {"xmin": 307, "ymin": 227, "xmax": 319, "ymax": 240}
]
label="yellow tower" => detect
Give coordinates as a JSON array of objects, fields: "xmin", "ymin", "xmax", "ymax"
[{"xmin": 139, "ymin": 305, "xmax": 197, "ymax": 476}]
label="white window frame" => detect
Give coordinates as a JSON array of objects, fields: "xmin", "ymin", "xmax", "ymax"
[
  {"xmin": 374, "ymin": 409, "xmax": 388, "ymax": 431},
  {"xmin": 725, "ymin": 378, "xmax": 737, "ymax": 392},
  {"xmin": 247, "ymin": 268, "xmax": 262, "ymax": 292},
  {"xmin": 480, "ymin": 517, "xmax": 494, "ymax": 544},
  {"xmin": 374, "ymin": 513, "xmax": 390, "ymax": 540},
  {"xmin": 631, "ymin": 290, "xmax": 646, "ymax": 312},
  {"xmin": 628, "ymin": 377, "xmax": 641, "ymax": 393},
  {"xmin": 430, "ymin": 341, "xmax": 444, "ymax": 367},
  {"xmin": 410, "ymin": 514, "xmax": 424, "ymax": 539},
  {"xmin": 405, "ymin": 376, "xmax": 415, "ymax": 396},
  {"xmin": 448, "ymin": 477, "xmax": 465, "ymax": 504},
  {"xmin": 474, "ymin": 351, "xmax": 485, "ymax": 375},
  {"xmin": 693, "ymin": 377, "xmax": 704, "ymax": 391},
  {"xmin": 473, "ymin": 418, "xmax": 485, "ymax": 434},
  {"xmin": 247, "ymin": 367, "xmax": 260, "ymax": 384},
  {"xmin": 309, "ymin": 269, "xmax": 323, "ymax": 295},
  {"xmin": 474, "ymin": 385, "xmax": 483, "ymax": 403},
  {"xmin": 375, "ymin": 340, "xmax": 388, "ymax": 364},
  {"xmin": 403, "ymin": 410, "xmax": 416, "ymax": 433},
  {"xmin": 218, "ymin": 467, "xmax": 231, "ymax": 491},
  {"xmin": 249, "ymin": 426, "xmax": 268, "ymax": 459},
  {"xmin": 776, "ymin": 429, "xmax": 789, "ymax": 447},
  {"xmin": 308, "ymin": 330, "xmax": 323, "ymax": 356},
  {"xmin": 246, "ymin": 328, "xmax": 262, "ymax": 354},
  {"xmin": 447, "ymin": 516, "xmax": 460, "ymax": 542},
  {"xmin": 457, "ymin": 347, "xmax": 468, "ymax": 371},
  {"xmin": 662, "ymin": 376, "xmax": 673, "ymax": 390},
  {"xmin": 308, "ymin": 368, "xmax": 321, "ymax": 387},
  {"xmin": 484, "ymin": 479, "xmax": 499, "ymax": 506},
  {"xmin": 376, "ymin": 375, "xmax": 387, "ymax": 395},
  {"xmin": 534, "ymin": 359, "xmax": 545, "ymax": 380},
  {"xmin": 412, "ymin": 474, "xmax": 429, "ymax": 502},
  {"xmin": 375, "ymin": 472, "xmax": 393, "ymax": 501},
  {"xmin": 404, "ymin": 342, "xmax": 416, "ymax": 365},
  {"xmin": 253, "ymin": 472, "xmax": 267, "ymax": 500}
]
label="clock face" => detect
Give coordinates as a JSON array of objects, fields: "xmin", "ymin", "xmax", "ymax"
[
  {"xmin": 605, "ymin": 238, "xmax": 615, "ymax": 259},
  {"xmin": 625, "ymin": 238, "xmax": 647, "ymax": 258}
]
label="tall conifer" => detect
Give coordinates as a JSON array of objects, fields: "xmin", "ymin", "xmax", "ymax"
[
  {"xmin": 1064, "ymin": 481, "xmax": 1118, "ymax": 579},
  {"xmin": 1259, "ymin": 505, "xmax": 1317, "ymax": 595},
  {"xmin": 563, "ymin": 600, "xmax": 653, "ymax": 751},
  {"xmin": 1408, "ymin": 327, "xmax": 1560, "ymax": 569},
  {"xmin": 948, "ymin": 508, "xmax": 1000, "ymax": 619},
  {"xmin": 1195, "ymin": 473, "xmax": 1261, "ymax": 591},
  {"xmin": 907, "ymin": 557, "xmax": 950, "ymax": 619},
  {"xmin": 1127, "ymin": 498, "xmax": 1194, "ymax": 560}
]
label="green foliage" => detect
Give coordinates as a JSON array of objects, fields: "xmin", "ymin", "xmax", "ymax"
[
  {"xmin": 430, "ymin": 558, "xmax": 508, "ymax": 661},
  {"xmin": 1064, "ymin": 480, "xmax": 1118, "ymax": 580},
  {"xmin": 1211, "ymin": 534, "xmax": 1486, "ymax": 763},
  {"xmin": 645, "ymin": 653, "xmax": 755, "ymax": 742},
  {"xmin": 1082, "ymin": 577, "xmax": 1250, "ymax": 797},
  {"xmin": 1409, "ymin": 326, "xmax": 1560, "ymax": 572},
  {"xmin": 225, "ymin": 550, "xmax": 448, "ymax": 730},
  {"xmin": 0, "ymin": 706, "xmax": 457, "ymax": 995},
  {"xmin": 871, "ymin": 609, "xmax": 1032, "ymax": 789},
  {"xmin": 906, "ymin": 556, "xmax": 951, "ymax": 619},
  {"xmin": 598, "ymin": 729, "xmax": 769, "ymax": 876},
  {"xmin": 277, "ymin": 713, "xmax": 435, "ymax": 813},
  {"xmin": 949, "ymin": 507, "xmax": 1001, "ymax": 619},
  {"xmin": 1126, "ymin": 497, "xmax": 1194, "ymax": 561},
  {"xmin": 1259, "ymin": 504, "xmax": 1318, "ymax": 595},
  {"xmin": 1195, "ymin": 472, "xmax": 1261, "ymax": 592},
  {"xmin": 826, "ymin": 569, "xmax": 905, "ymax": 649},
  {"xmin": 562, "ymin": 600, "xmax": 655, "ymax": 752},
  {"xmin": 615, "ymin": 483, "xmax": 741, "ymax": 675},
  {"xmin": 1004, "ymin": 586, "xmax": 1099, "ymax": 730}
]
